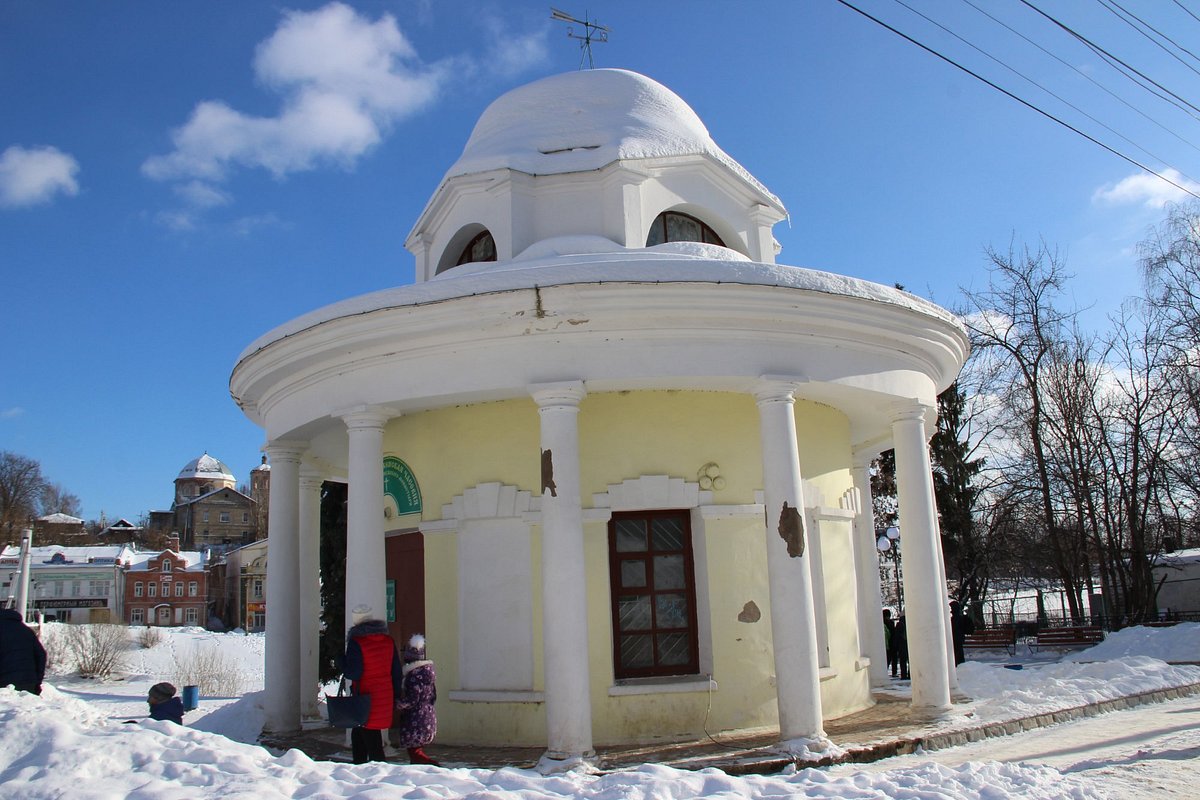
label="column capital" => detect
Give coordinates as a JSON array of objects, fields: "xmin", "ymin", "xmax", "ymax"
[
  {"xmin": 264, "ymin": 440, "xmax": 307, "ymax": 465},
  {"xmin": 753, "ymin": 375, "xmax": 807, "ymax": 406},
  {"xmin": 339, "ymin": 405, "xmax": 396, "ymax": 431},
  {"xmin": 889, "ymin": 401, "xmax": 933, "ymax": 426},
  {"xmin": 851, "ymin": 449, "xmax": 877, "ymax": 470},
  {"xmin": 530, "ymin": 380, "xmax": 586, "ymax": 409},
  {"xmin": 298, "ymin": 465, "xmax": 324, "ymax": 492}
]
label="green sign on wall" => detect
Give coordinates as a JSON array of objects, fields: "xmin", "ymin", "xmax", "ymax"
[
  {"xmin": 383, "ymin": 456, "xmax": 422, "ymax": 517},
  {"xmin": 386, "ymin": 579, "xmax": 396, "ymax": 623}
]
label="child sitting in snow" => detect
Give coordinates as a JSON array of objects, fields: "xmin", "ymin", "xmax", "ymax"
[{"xmin": 147, "ymin": 682, "xmax": 184, "ymax": 724}]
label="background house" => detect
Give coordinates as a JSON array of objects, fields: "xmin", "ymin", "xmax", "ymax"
[
  {"xmin": 1, "ymin": 544, "xmax": 133, "ymax": 623},
  {"xmin": 123, "ymin": 535, "xmax": 207, "ymax": 626}
]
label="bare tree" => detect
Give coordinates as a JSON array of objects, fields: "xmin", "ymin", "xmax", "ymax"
[
  {"xmin": 0, "ymin": 451, "xmax": 46, "ymax": 538},
  {"xmin": 39, "ymin": 482, "xmax": 82, "ymax": 517},
  {"xmin": 1140, "ymin": 202, "xmax": 1200, "ymax": 516},
  {"xmin": 960, "ymin": 242, "xmax": 1089, "ymax": 622}
]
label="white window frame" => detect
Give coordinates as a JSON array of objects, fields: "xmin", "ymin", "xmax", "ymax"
[{"xmin": 134, "ymin": 582, "xmax": 144, "ymax": 598}]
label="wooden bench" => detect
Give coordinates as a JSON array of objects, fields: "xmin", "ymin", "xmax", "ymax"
[
  {"xmin": 1028, "ymin": 626, "xmax": 1105, "ymax": 652},
  {"xmin": 963, "ymin": 627, "xmax": 1017, "ymax": 656}
]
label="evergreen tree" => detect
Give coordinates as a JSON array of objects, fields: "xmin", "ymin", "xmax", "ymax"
[
  {"xmin": 318, "ymin": 481, "xmax": 348, "ymax": 682},
  {"xmin": 930, "ymin": 381, "xmax": 985, "ymax": 607}
]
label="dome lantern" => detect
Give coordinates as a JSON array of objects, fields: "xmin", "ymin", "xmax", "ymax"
[{"xmin": 405, "ymin": 69, "xmax": 787, "ymax": 282}]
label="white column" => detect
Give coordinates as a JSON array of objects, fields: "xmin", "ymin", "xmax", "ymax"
[
  {"xmin": 891, "ymin": 404, "xmax": 952, "ymax": 711},
  {"xmin": 754, "ymin": 379, "xmax": 825, "ymax": 742},
  {"xmin": 850, "ymin": 455, "xmax": 889, "ymax": 687},
  {"xmin": 343, "ymin": 409, "xmax": 390, "ymax": 625},
  {"xmin": 263, "ymin": 440, "xmax": 305, "ymax": 733},
  {"xmin": 935, "ymin": 532, "xmax": 960, "ymax": 693},
  {"xmin": 298, "ymin": 466, "xmax": 323, "ymax": 720},
  {"xmin": 531, "ymin": 381, "xmax": 594, "ymax": 760}
]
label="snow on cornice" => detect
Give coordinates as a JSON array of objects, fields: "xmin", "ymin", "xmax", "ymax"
[{"xmin": 237, "ymin": 239, "xmax": 964, "ymax": 361}]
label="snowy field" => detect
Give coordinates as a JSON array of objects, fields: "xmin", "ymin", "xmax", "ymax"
[{"xmin": 1, "ymin": 623, "xmax": 1199, "ymax": 799}]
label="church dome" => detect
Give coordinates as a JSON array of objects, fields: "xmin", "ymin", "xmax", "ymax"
[
  {"xmin": 177, "ymin": 453, "xmax": 235, "ymax": 481},
  {"xmin": 445, "ymin": 69, "xmax": 738, "ymax": 180}
]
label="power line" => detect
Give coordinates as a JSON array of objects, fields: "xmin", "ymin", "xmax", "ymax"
[
  {"xmin": 1172, "ymin": 0, "xmax": 1200, "ymax": 27},
  {"xmin": 831, "ymin": 0, "xmax": 1200, "ymax": 202},
  {"xmin": 1018, "ymin": 0, "xmax": 1200, "ymax": 121},
  {"xmin": 893, "ymin": 0, "xmax": 1200, "ymax": 186},
  {"xmin": 1097, "ymin": 0, "xmax": 1200, "ymax": 79},
  {"xmin": 958, "ymin": 0, "xmax": 1200, "ymax": 157}
]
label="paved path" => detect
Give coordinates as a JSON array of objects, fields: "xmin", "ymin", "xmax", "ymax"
[
  {"xmin": 830, "ymin": 693, "xmax": 1200, "ymax": 799},
  {"xmin": 262, "ymin": 682, "xmax": 1200, "ymax": 778}
]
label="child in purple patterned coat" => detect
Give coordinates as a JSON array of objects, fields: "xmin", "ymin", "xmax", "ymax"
[{"xmin": 395, "ymin": 634, "xmax": 438, "ymax": 765}]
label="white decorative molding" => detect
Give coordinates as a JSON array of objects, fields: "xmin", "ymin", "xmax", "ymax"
[
  {"xmin": 698, "ymin": 504, "xmax": 764, "ymax": 519},
  {"xmin": 607, "ymin": 676, "xmax": 717, "ymax": 697},
  {"xmin": 803, "ymin": 480, "xmax": 857, "ymax": 523},
  {"xmin": 819, "ymin": 667, "xmax": 839, "ymax": 682},
  {"xmin": 593, "ymin": 475, "xmax": 712, "ymax": 511},
  {"xmin": 441, "ymin": 481, "xmax": 540, "ymax": 522},
  {"xmin": 448, "ymin": 690, "xmax": 544, "ymax": 704}
]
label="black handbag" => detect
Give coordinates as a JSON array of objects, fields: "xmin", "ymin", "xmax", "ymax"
[{"xmin": 327, "ymin": 678, "xmax": 371, "ymax": 728}]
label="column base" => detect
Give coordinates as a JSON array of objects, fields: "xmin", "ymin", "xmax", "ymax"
[
  {"xmin": 772, "ymin": 735, "xmax": 840, "ymax": 759},
  {"xmin": 536, "ymin": 750, "xmax": 599, "ymax": 775}
]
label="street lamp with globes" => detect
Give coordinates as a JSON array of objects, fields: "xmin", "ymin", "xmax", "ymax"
[{"xmin": 876, "ymin": 525, "xmax": 903, "ymax": 613}]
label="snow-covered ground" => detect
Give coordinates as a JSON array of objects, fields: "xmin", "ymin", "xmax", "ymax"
[{"xmin": 1, "ymin": 622, "xmax": 1199, "ymax": 799}]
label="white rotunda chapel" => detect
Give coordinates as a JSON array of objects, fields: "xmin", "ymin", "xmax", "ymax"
[{"xmin": 230, "ymin": 69, "xmax": 968, "ymax": 763}]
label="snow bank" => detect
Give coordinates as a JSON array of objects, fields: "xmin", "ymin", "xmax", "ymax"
[{"xmin": 1066, "ymin": 622, "xmax": 1200, "ymax": 664}]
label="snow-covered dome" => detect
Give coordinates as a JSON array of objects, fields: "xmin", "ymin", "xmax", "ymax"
[
  {"xmin": 444, "ymin": 69, "xmax": 759, "ymax": 187},
  {"xmin": 408, "ymin": 69, "xmax": 785, "ymax": 280},
  {"xmin": 177, "ymin": 453, "xmax": 235, "ymax": 481}
]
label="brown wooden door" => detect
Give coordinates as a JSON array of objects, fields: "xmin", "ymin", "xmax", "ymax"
[{"xmin": 385, "ymin": 531, "xmax": 426, "ymax": 655}]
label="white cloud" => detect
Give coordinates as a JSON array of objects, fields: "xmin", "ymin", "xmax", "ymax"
[
  {"xmin": 1092, "ymin": 168, "xmax": 1199, "ymax": 209},
  {"xmin": 155, "ymin": 209, "xmax": 198, "ymax": 231},
  {"xmin": 0, "ymin": 145, "xmax": 80, "ymax": 208},
  {"xmin": 0, "ymin": 407, "xmax": 25, "ymax": 419},
  {"xmin": 143, "ymin": 2, "xmax": 447, "ymax": 184},
  {"xmin": 231, "ymin": 213, "xmax": 286, "ymax": 236},
  {"xmin": 174, "ymin": 180, "xmax": 231, "ymax": 209},
  {"xmin": 480, "ymin": 17, "xmax": 549, "ymax": 79}
]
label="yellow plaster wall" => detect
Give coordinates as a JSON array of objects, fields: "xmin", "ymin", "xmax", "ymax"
[{"xmin": 382, "ymin": 390, "xmax": 869, "ymax": 745}]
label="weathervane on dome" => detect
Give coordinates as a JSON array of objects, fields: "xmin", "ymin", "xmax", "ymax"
[{"xmin": 550, "ymin": 7, "xmax": 609, "ymax": 70}]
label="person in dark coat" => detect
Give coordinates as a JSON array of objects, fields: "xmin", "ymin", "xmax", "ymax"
[
  {"xmin": 882, "ymin": 608, "xmax": 897, "ymax": 677},
  {"xmin": 950, "ymin": 600, "xmax": 974, "ymax": 666},
  {"xmin": 148, "ymin": 681, "xmax": 184, "ymax": 724},
  {"xmin": 894, "ymin": 614, "xmax": 910, "ymax": 680},
  {"xmin": 0, "ymin": 607, "xmax": 47, "ymax": 695},
  {"xmin": 342, "ymin": 605, "xmax": 402, "ymax": 765},
  {"xmin": 395, "ymin": 633, "xmax": 438, "ymax": 766}
]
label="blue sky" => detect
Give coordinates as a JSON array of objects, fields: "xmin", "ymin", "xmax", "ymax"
[{"xmin": 2, "ymin": 0, "xmax": 1197, "ymax": 525}]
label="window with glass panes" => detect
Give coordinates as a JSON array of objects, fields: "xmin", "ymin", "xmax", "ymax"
[
  {"xmin": 608, "ymin": 511, "xmax": 699, "ymax": 678},
  {"xmin": 645, "ymin": 211, "xmax": 725, "ymax": 248}
]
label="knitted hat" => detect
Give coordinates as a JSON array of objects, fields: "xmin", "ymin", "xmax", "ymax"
[
  {"xmin": 149, "ymin": 682, "xmax": 177, "ymax": 702},
  {"xmin": 403, "ymin": 633, "xmax": 426, "ymax": 662},
  {"xmin": 351, "ymin": 604, "xmax": 372, "ymax": 625}
]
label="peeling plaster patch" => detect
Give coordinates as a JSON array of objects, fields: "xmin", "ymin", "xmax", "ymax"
[
  {"xmin": 738, "ymin": 601, "xmax": 761, "ymax": 623},
  {"xmin": 778, "ymin": 501, "xmax": 804, "ymax": 557},
  {"xmin": 541, "ymin": 448, "xmax": 557, "ymax": 497}
]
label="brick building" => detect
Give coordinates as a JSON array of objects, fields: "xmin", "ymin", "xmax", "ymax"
[{"xmin": 123, "ymin": 535, "xmax": 207, "ymax": 627}]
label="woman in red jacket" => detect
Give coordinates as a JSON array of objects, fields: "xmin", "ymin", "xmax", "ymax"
[{"xmin": 342, "ymin": 605, "xmax": 402, "ymax": 764}]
